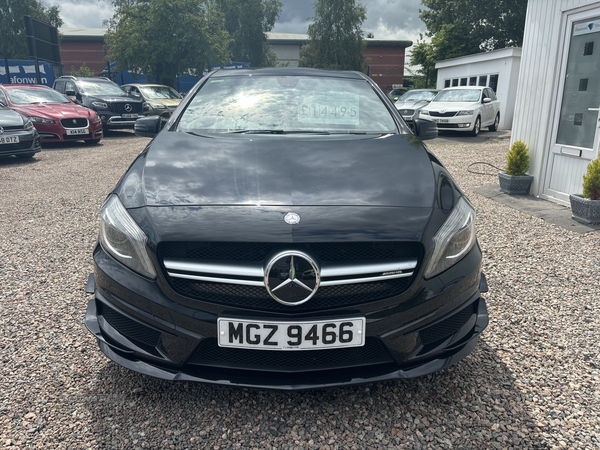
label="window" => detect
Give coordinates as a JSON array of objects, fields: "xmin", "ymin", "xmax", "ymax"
[
  {"xmin": 478, "ymin": 76, "xmax": 487, "ymax": 87},
  {"xmin": 469, "ymin": 77, "xmax": 477, "ymax": 86},
  {"xmin": 489, "ymin": 75, "xmax": 499, "ymax": 92},
  {"xmin": 584, "ymin": 41, "xmax": 594, "ymax": 56},
  {"xmin": 444, "ymin": 79, "xmax": 451, "ymax": 88},
  {"xmin": 452, "ymin": 79, "xmax": 459, "ymax": 87},
  {"xmin": 460, "ymin": 78, "xmax": 467, "ymax": 86}
]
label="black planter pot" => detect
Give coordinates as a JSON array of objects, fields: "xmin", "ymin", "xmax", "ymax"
[
  {"xmin": 569, "ymin": 194, "xmax": 600, "ymax": 224},
  {"xmin": 498, "ymin": 172, "xmax": 533, "ymax": 195}
]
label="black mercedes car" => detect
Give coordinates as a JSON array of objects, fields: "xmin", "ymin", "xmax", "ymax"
[
  {"xmin": 85, "ymin": 68, "xmax": 488, "ymax": 390},
  {"xmin": 0, "ymin": 104, "xmax": 41, "ymax": 159}
]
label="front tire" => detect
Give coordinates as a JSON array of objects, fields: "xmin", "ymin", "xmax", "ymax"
[
  {"xmin": 470, "ymin": 116, "xmax": 481, "ymax": 137},
  {"xmin": 488, "ymin": 113, "xmax": 499, "ymax": 132}
]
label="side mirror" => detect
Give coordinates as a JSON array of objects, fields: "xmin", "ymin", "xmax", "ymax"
[
  {"xmin": 65, "ymin": 90, "xmax": 76, "ymax": 97},
  {"xmin": 483, "ymin": 97, "xmax": 492, "ymax": 103},
  {"xmin": 135, "ymin": 115, "xmax": 166, "ymax": 138},
  {"xmin": 413, "ymin": 118, "xmax": 438, "ymax": 140}
]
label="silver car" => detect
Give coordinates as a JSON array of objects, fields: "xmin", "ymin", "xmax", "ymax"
[{"xmin": 395, "ymin": 89, "xmax": 439, "ymax": 130}]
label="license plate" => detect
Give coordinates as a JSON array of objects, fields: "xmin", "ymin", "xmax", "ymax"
[
  {"xmin": 66, "ymin": 128, "xmax": 89, "ymax": 135},
  {"xmin": 0, "ymin": 136, "xmax": 19, "ymax": 144},
  {"xmin": 218, "ymin": 318, "xmax": 365, "ymax": 350},
  {"xmin": 434, "ymin": 119, "xmax": 449, "ymax": 123},
  {"xmin": 121, "ymin": 113, "xmax": 138, "ymax": 119}
]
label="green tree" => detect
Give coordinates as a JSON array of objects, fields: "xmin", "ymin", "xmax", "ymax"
[
  {"xmin": 419, "ymin": 0, "xmax": 527, "ymax": 61},
  {"xmin": 408, "ymin": 35, "xmax": 437, "ymax": 88},
  {"xmin": 299, "ymin": 0, "xmax": 368, "ymax": 72},
  {"xmin": 105, "ymin": 0, "xmax": 231, "ymax": 87},
  {"xmin": 217, "ymin": 0, "xmax": 282, "ymax": 67},
  {"xmin": 70, "ymin": 63, "xmax": 93, "ymax": 77},
  {"xmin": 0, "ymin": 0, "xmax": 63, "ymax": 59}
]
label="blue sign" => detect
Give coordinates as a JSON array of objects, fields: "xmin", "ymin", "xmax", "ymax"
[{"xmin": 0, "ymin": 59, "xmax": 56, "ymax": 86}]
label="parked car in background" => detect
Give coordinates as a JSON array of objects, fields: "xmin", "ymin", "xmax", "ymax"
[
  {"xmin": 0, "ymin": 84, "xmax": 103, "ymax": 144},
  {"xmin": 0, "ymin": 104, "xmax": 41, "ymax": 159},
  {"xmin": 395, "ymin": 89, "xmax": 439, "ymax": 130},
  {"xmin": 419, "ymin": 86, "xmax": 501, "ymax": 137},
  {"xmin": 121, "ymin": 84, "xmax": 183, "ymax": 118},
  {"xmin": 85, "ymin": 67, "xmax": 487, "ymax": 390},
  {"xmin": 387, "ymin": 86, "xmax": 408, "ymax": 102},
  {"xmin": 53, "ymin": 76, "xmax": 145, "ymax": 131}
]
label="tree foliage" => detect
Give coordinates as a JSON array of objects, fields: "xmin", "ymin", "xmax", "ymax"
[
  {"xmin": 410, "ymin": 0, "xmax": 527, "ymax": 84},
  {"xmin": 299, "ymin": 0, "xmax": 368, "ymax": 72},
  {"xmin": 217, "ymin": 0, "xmax": 282, "ymax": 67},
  {"xmin": 105, "ymin": 0, "xmax": 231, "ymax": 87},
  {"xmin": 0, "ymin": 0, "xmax": 63, "ymax": 59},
  {"xmin": 70, "ymin": 63, "xmax": 93, "ymax": 77},
  {"xmin": 420, "ymin": 0, "xmax": 527, "ymax": 53}
]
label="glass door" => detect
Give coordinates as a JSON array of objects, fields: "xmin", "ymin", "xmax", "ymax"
[{"xmin": 544, "ymin": 14, "xmax": 600, "ymax": 204}]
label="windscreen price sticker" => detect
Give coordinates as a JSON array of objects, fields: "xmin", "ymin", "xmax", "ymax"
[
  {"xmin": 217, "ymin": 318, "xmax": 365, "ymax": 350},
  {"xmin": 298, "ymin": 96, "xmax": 359, "ymax": 125}
]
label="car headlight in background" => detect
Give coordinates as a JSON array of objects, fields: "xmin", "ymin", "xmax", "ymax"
[
  {"xmin": 23, "ymin": 120, "xmax": 34, "ymax": 130},
  {"xmin": 148, "ymin": 102, "xmax": 167, "ymax": 109},
  {"xmin": 456, "ymin": 110, "xmax": 474, "ymax": 116},
  {"xmin": 99, "ymin": 194, "xmax": 156, "ymax": 279},
  {"xmin": 91, "ymin": 114, "xmax": 101, "ymax": 123},
  {"xmin": 29, "ymin": 116, "xmax": 55, "ymax": 124},
  {"xmin": 424, "ymin": 197, "xmax": 477, "ymax": 278},
  {"xmin": 420, "ymin": 110, "xmax": 430, "ymax": 116},
  {"xmin": 92, "ymin": 101, "xmax": 108, "ymax": 109}
]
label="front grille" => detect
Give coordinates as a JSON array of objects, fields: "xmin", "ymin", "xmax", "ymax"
[
  {"xmin": 108, "ymin": 102, "xmax": 143, "ymax": 114},
  {"xmin": 160, "ymin": 242, "xmax": 421, "ymax": 262},
  {"xmin": 188, "ymin": 337, "xmax": 393, "ymax": 372},
  {"xmin": 429, "ymin": 111, "xmax": 458, "ymax": 118},
  {"xmin": 60, "ymin": 118, "xmax": 89, "ymax": 128},
  {"xmin": 399, "ymin": 109, "xmax": 414, "ymax": 115},
  {"xmin": 0, "ymin": 140, "xmax": 33, "ymax": 151},
  {"xmin": 436, "ymin": 124, "xmax": 461, "ymax": 128},
  {"xmin": 100, "ymin": 302, "xmax": 161, "ymax": 347},
  {"xmin": 419, "ymin": 302, "xmax": 477, "ymax": 346},
  {"xmin": 160, "ymin": 242, "xmax": 422, "ymax": 311},
  {"xmin": 170, "ymin": 276, "xmax": 414, "ymax": 312}
]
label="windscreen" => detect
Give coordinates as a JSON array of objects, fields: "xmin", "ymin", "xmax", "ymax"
[
  {"xmin": 78, "ymin": 80, "xmax": 126, "ymax": 96},
  {"xmin": 7, "ymin": 88, "xmax": 70, "ymax": 104},
  {"xmin": 177, "ymin": 75, "xmax": 398, "ymax": 134},
  {"xmin": 399, "ymin": 90, "xmax": 437, "ymax": 102},
  {"xmin": 433, "ymin": 89, "xmax": 481, "ymax": 103},
  {"xmin": 140, "ymin": 85, "xmax": 181, "ymax": 99}
]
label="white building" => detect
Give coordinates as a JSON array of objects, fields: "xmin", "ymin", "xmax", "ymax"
[
  {"xmin": 512, "ymin": 0, "xmax": 600, "ymax": 205},
  {"xmin": 435, "ymin": 48, "xmax": 522, "ymax": 130}
]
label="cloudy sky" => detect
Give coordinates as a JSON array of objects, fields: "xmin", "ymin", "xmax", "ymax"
[{"xmin": 41, "ymin": 0, "xmax": 427, "ymax": 44}]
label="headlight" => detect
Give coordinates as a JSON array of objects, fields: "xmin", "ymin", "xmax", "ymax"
[
  {"xmin": 457, "ymin": 110, "xmax": 474, "ymax": 116},
  {"xmin": 91, "ymin": 114, "xmax": 101, "ymax": 123},
  {"xmin": 92, "ymin": 101, "xmax": 108, "ymax": 109},
  {"xmin": 424, "ymin": 197, "xmax": 477, "ymax": 278},
  {"xmin": 29, "ymin": 116, "xmax": 55, "ymax": 124},
  {"xmin": 420, "ymin": 110, "xmax": 429, "ymax": 116},
  {"xmin": 99, "ymin": 194, "xmax": 156, "ymax": 279},
  {"xmin": 23, "ymin": 120, "xmax": 34, "ymax": 130},
  {"xmin": 148, "ymin": 102, "xmax": 167, "ymax": 109}
]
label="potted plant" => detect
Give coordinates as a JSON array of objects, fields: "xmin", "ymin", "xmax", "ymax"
[
  {"xmin": 569, "ymin": 156, "xmax": 600, "ymax": 224},
  {"xmin": 498, "ymin": 140, "xmax": 534, "ymax": 195}
]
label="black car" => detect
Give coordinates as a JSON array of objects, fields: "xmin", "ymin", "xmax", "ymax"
[
  {"xmin": 85, "ymin": 68, "xmax": 487, "ymax": 390},
  {"xmin": 53, "ymin": 76, "xmax": 144, "ymax": 130},
  {"xmin": 0, "ymin": 104, "xmax": 41, "ymax": 159}
]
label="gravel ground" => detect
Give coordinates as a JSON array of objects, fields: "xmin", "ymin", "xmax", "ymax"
[{"xmin": 1, "ymin": 130, "xmax": 599, "ymax": 449}]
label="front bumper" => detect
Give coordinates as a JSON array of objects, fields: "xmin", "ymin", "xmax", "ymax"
[
  {"xmin": 429, "ymin": 116, "xmax": 475, "ymax": 131},
  {"xmin": 85, "ymin": 243, "xmax": 488, "ymax": 390}
]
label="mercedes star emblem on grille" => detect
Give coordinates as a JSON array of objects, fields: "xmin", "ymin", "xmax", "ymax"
[
  {"xmin": 284, "ymin": 212, "xmax": 300, "ymax": 224},
  {"xmin": 264, "ymin": 251, "xmax": 320, "ymax": 306},
  {"xmin": 124, "ymin": 104, "xmax": 132, "ymax": 112}
]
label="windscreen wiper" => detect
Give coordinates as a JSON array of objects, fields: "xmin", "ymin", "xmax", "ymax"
[{"xmin": 223, "ymin": 129, "xmax": 330, "ymax": 135}]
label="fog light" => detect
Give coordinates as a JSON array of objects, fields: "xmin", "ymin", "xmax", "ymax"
[{"xmin": 458, "ymin": 123, "xmax": 471, "ymax": 128}]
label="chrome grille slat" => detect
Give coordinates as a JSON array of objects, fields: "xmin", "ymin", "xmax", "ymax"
[{"xmin": 163, "ymin": 258, "xmax": 417, "ymax": 286}]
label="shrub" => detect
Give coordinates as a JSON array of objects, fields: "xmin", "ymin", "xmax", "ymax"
[
  {"xmin": 582, "ymin": 156, "xmax": 600, "ymax": 200},
  {"xmin": 505, "ymin": 140, "xmax": 530, "ymax": 176}
]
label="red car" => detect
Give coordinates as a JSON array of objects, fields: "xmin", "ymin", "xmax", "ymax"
[{"xmin": 0, "ymin": 85, "xmax": 103, "ymax": 144}]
